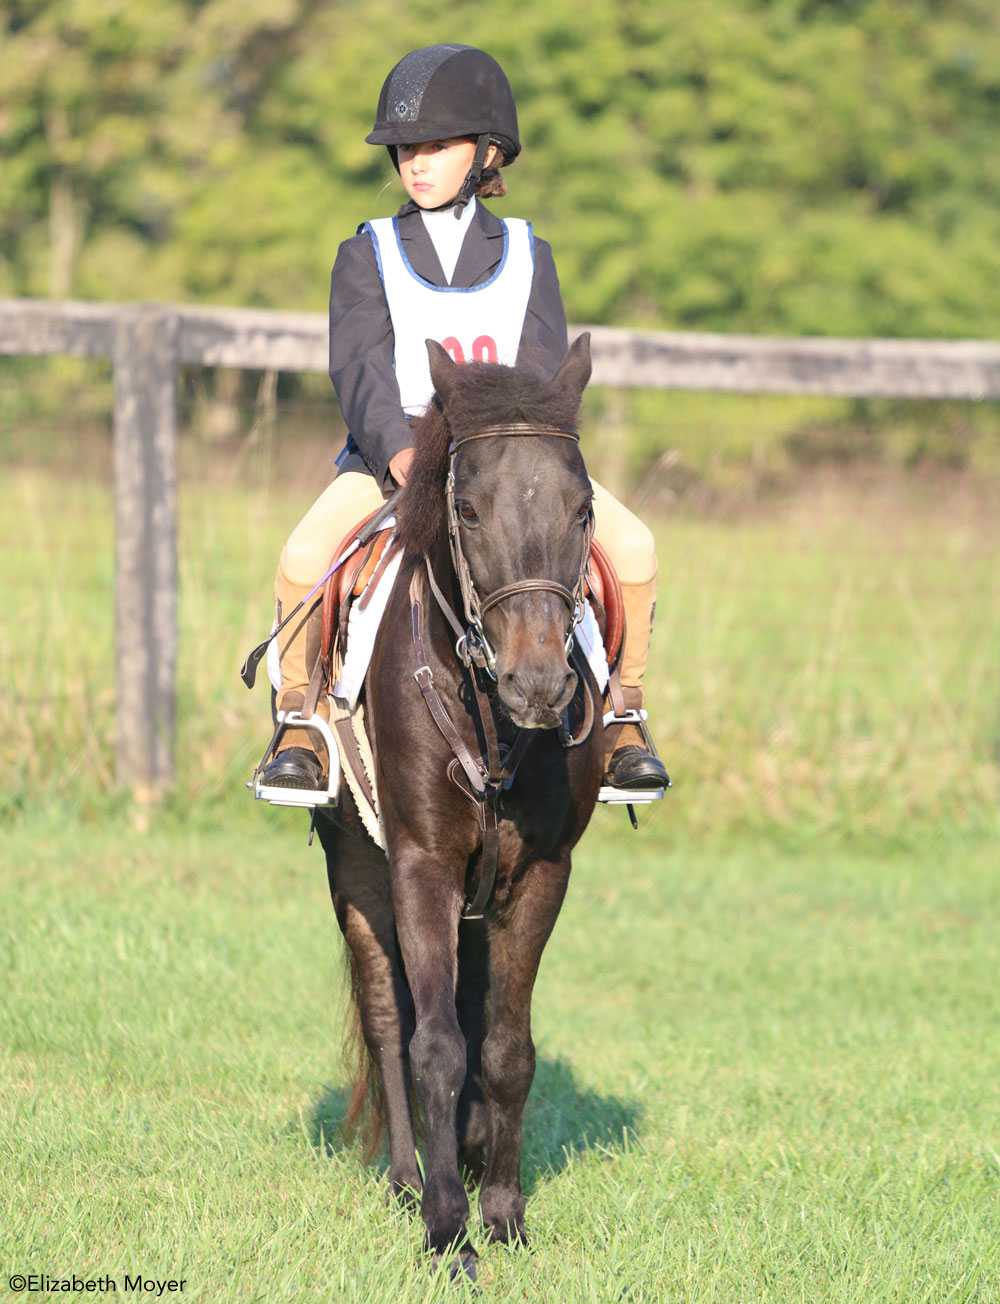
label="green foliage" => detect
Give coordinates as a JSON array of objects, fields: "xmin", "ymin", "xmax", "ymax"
[{"xmin": 3, "ymin": 0, "xmax": 1000, "ymax": 336}]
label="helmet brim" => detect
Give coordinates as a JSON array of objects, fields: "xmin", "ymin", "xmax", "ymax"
[{"xmin": 366, "ymin": 125, "xmax": 520, "ymax": 163}]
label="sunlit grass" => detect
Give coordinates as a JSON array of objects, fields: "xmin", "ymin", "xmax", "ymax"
[
  {"xmin": 1, "ymin": 822, "xmax": 998, "ymax": 1302},
  {"xmin": 3, "ymin": 431, "xmax": 999, "ymax": 1298}
]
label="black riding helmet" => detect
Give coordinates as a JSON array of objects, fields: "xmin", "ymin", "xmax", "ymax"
[{"xmin": 367, "ymin": 45, "xmax": 521, "ymax": 213}]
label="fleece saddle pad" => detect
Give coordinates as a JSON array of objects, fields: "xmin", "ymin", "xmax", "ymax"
[{"xmin": 335, "ymin": 550, "xmax": 609, "ymax": 708}]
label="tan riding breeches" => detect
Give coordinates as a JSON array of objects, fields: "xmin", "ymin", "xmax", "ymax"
[
  {"xmin": 278, "ymin": 470, "xmax": 657, "ymax": 691},
  {"xmin": 282, "ymin": 471, "xmax": 656, "ymax": 587}
]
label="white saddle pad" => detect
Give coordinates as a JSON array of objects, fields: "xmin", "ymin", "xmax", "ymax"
[
  {"xmin": 332, "ymin": 552, "xmax": 610, "ymax": 708},
  {"xmin": 332, "ymin": 540, "xmax": 404, "ymax": 711}
]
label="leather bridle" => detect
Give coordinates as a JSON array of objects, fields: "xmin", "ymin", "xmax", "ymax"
[
  {"xmin": 410, "ymin": 421, "xmax": 597, "ymax": 919},
  {"xmin": 444, "ymin": 423, "xmax": 594, "ymax": 678}
]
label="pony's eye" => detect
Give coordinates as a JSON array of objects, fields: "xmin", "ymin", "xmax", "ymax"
[
  {"xmin": 577, "ymin": 499, "xmax": 593, "ymax": 522},
  {"xmin": 457, "ymin": 500, "xmax": 479, "ymax": 525}
]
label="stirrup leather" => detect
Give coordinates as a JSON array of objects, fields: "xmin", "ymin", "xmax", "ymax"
[
  {"xmin": 249, "ymin": 710, "xmax": 341, "ymax": 808},
  {"xmin": 598, "ymin": 706, "xmax": 667, "ymax": 805}
]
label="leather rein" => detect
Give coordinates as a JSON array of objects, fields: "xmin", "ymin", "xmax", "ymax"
[{"xmin": 410, "ymin": 422, "xmax": 596, "ymax": 920}]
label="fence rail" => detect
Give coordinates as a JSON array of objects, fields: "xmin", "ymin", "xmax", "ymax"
[
  {"xmin": 5, "ymin": 298, "xmax": 1000, "ymax": 396},
  {"xmin": 3, "ymin": 296, "xmax": 998, "ymax": 793}
]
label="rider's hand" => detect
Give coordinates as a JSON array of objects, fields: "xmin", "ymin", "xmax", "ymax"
[{"xmin": 389, "ymin": 447, "xmax": 416, "ymax": 486}]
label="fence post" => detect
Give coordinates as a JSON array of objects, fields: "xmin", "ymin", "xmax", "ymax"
[{"xmin": 112, "ymin": 306, "xmax": 179, "ymax": 793}]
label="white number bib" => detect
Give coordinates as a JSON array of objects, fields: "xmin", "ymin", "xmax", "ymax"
[{"xmin": 365, "ymin": 216, "xmax": 535, "ymax": 415}]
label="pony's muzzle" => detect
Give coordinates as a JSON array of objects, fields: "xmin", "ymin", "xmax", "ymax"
[{"xmin": 498, "ymin": 660, "xmax": 577, "ymax": 729}]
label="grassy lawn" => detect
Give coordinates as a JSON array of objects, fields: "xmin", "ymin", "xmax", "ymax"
[
  {"xmin": 2, "ymin": 819, "xmax": 998, "ymax": 1302},
  {"xmin": 2, "ymin": 452, "xmax": 999, "ymax": 1299}
]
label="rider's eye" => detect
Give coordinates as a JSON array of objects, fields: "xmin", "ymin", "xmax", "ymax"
[{"xmin": 457, "ymin": 500, "xmax": 479, "ymax": 525}]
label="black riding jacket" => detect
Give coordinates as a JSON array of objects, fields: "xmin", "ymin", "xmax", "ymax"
[{"xmin": 328, "ymin": 199, "xmax": 569, "ymax": 489}]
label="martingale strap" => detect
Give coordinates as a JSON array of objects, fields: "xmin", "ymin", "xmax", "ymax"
[{"xmin": 411, "ymin": 575, "xmax": 488, "ymax": 798}]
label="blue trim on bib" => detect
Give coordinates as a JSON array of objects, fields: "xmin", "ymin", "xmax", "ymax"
[{"xmin": 363, "ymin": 221, "xmax": 386, "ymax": 282}]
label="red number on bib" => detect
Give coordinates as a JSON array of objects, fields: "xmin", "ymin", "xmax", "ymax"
[
  {"xmin": 472, "ymin": 335, "xmax": 499, "ymax": 364},
  {"xmin": 440, "ymin": 337, "xmax": 465, "ymax": 364}
]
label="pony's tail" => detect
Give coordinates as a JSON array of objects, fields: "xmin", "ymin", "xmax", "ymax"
[{"xmin": 341, "ymin": 948, "xmax": 387, "ymax": 1162}]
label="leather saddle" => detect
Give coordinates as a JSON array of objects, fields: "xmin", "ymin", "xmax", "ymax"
[
  {"xmin": 321, "ymin": 507, "xmax": 397, "ymax": 665},
  {"xmin": 585, "ymin": 536, "xmax": 624, "ymax": 671},
  {"xmin": 320, "ymin": 513, "xmax": 625, "ymax": 672}
]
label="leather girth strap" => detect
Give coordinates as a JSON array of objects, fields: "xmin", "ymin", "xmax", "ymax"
[{"xmin": 410, "ymin": 561, "xmax": 535, "ymax": 920}]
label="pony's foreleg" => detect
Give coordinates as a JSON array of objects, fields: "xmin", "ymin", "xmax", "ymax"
[
  {"xmin": 455, "ymin": 918, "xmax": 490, "ymax": 1185},
  {"xmin": 321, "ymin": 827, "xmax": 421, "ymax": 1199},
  {"xmin": 391, "ymin": 856, "xmax": 474, "ymax": 1262},
  {"xmin": 480, "ymin": 853, "xmax": 572, "ymax": 1246}
]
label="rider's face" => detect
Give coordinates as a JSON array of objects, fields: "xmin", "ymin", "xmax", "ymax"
[{"xmin": 397, "ymin": 138, "xmax": 497, "ymax": 209}]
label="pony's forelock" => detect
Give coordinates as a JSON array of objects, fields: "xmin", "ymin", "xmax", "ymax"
[{"xmin": 393, "ymin": 359, "xmax": 583, "ymax": 557}]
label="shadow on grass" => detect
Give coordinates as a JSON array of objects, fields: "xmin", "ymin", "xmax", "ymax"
[
  {"xmin": 521, "ymin": 1056, "xmax": 642, "ymax": 1195},
  {"xmin": 305, "ymin": 1055, "xmax": 641, "ymax": 1195}
]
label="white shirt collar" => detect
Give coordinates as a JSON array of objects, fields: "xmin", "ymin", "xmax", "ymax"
[{"xmin": 419, "ymin": 199, "xmax": 477, "ymax": 284}]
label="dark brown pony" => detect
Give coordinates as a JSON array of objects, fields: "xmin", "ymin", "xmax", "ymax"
[{"xmin": 316, "ymin": 333, "xmax": 603, "ymax": 1278}]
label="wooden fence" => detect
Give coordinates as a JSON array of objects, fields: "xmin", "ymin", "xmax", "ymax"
[{"xmin": 3, "ymin": 296, "xmax": 1000, "ymax": 793}]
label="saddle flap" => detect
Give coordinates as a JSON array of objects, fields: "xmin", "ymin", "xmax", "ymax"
[
  {"xmin": 585, "ymin": 537, "xmax": 624, "ymax": 670},
  {"xmin": 321, "ymin": 509, "xmax": 395, "ymax": 662}
]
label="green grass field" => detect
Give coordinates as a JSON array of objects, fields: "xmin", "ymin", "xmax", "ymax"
[
  {"xmin": 2, "ymin": 450, "xmax": 999, "ymax": 1300},
  {"xmin": 2, "ymin": 823, "xmax": 998, "ymax": 1301}
]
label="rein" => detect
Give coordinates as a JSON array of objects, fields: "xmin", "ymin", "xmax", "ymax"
[{"xmin": 410, "ymin": 421, "xmax": 596, "ymax": 920}]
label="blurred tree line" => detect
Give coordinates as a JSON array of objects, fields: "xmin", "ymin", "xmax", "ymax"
[{"xmin": 3, "ymin": 0, "xmax": 1000, "ymax": 340}]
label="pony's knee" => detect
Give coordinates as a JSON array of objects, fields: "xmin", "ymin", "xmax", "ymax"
[
  {"xmin": 482, "ymin": 1029, "xmax": 535, "ymax": 1106},
  {"xmin": 410, "ymin": 1016, "xmax": 466, "ymax": 1097}
]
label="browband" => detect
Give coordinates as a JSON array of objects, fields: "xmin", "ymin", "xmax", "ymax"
[{"xmin": 448, "ymin": 423, "xmax": 579, "ymax": 453}]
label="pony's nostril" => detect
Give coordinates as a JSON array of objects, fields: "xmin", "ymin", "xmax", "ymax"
[
  {"xmin": 544, "ymin": 670, "xmax": 576, "ymax": 711},
  {"xmin": 499, "ymin": 671, "xmax": 526, "ymax": 706}
]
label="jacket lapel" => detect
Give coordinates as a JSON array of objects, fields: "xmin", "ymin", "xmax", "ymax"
[
  {"xmin": 394, "ymin": 206, "xmax": 447, "ymax": 285},
  {"xmin": 452, "ymin": 202, "xmax": 504, "ymax": 288},
  {"xmin": 394, "ymin": 200, "xmax": 504, "ymax": 288}
]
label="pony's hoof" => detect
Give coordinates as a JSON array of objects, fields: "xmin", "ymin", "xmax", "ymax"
[
  {"xmin": 431, "ymin": 1250, "xmax": 478, "ymax": 1284},
  {"xmin": 385, "ymin": 1177, "xmax": 421, "ymax": 1213},
  {"xmin": 484, "ymin": 1217, "xmax": 529, "ymax": 1248}
]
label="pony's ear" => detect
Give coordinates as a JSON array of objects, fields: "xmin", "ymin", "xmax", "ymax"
[
  {"xmin": 553, "ymin": 332, "xmax": 592, "ymax": 404},
  {"xmin": 427, "ymin": 339, "xmax": 460, "ymax": 403}
]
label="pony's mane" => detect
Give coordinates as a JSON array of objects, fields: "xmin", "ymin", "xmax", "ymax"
[{"xmin": 394, "ymin": 358, "xmax": 582, "ymax": 557}]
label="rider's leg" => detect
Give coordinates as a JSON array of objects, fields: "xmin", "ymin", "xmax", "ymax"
[
  {"xmin": 589, "ymin": 480, "xmax": 669, "ymax": 792},
  {"xmin": 263, "ymin": 471, "xmax": 385, "ymax": 788}
]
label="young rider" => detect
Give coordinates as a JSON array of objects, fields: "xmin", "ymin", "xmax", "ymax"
[{"xmin": 260, "ymin": 44, "xmax": 668, "ymax": 797}]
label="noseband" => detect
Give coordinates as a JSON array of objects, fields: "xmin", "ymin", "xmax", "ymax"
[{"xmin": 445, "ymin": 423, "xmax": 593, "ymax": 678}]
